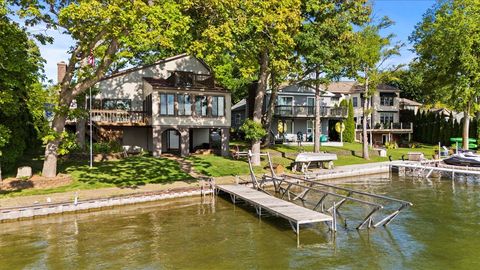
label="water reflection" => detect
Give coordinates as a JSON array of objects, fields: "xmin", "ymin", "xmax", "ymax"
[{"xmin": 1, "ymin": 176, "xmax": 480, "ymax": 269}]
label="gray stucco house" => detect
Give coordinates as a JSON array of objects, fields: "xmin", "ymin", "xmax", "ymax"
[
  {"xmin": 328, "ymin": 82, "xmax": 413, "ymax": 145},
  {"xmin": 63, "ymin": 54, "xmax": 231, "ymax": 156},
  {"xmin": 232, "ymin": 83, "xmax": 347, "ymax": 142}
]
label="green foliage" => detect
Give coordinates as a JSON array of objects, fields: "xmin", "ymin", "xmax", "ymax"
[
  {"xmin": 0, "ymin": 6, "xmax": 46, "ymax": 170},
  {"xmin": 190, "ymin": 0, "xmax": 303, "ymax": 102},
  {"xmin": 91, "ymin": 141, "xmax": 123, "ymax": 154},
  {"xmin": 384, "ymin": 141, "xmax": 398, "ymax": 150},
  {"xmin": 240, "ymin": 119, "xmax": 267, "ymax": 143},
  {"xmin": 343, "ymin": 99, "xmax": 355, "ymax": 143},
  {"xmin": 57, "ymin": 132, "xmax": 80, "ymax": 156},
  {"xmin": 411, "ymin": 0, "xmax": 480, "ymax": 144}
]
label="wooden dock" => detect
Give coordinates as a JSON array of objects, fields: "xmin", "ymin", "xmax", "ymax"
[{"xmin": 215, "ymin": 184, "xmax": 333, "ymax": 246}]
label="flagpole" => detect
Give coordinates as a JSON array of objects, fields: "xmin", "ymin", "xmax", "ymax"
[{"xmin": 89, "ymin": 87, "xmax": 93, "ymax": 168}]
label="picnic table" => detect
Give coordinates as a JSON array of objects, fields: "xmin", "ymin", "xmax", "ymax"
[{"xmin": 292, "ymin": 152, "xmax": 338, "ymax": 172}]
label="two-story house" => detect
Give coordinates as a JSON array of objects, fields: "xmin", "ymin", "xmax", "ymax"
[
  {"xmin": 328, "ymin": 81, "xmax": 413, "ymax": 145},
  {"xmin": 232, "ymin": 83, "xmax": 347, "ymax": 142},
  {"xmin": 63, "ymin": 54, "xmax": 231, "ymax": 157}
]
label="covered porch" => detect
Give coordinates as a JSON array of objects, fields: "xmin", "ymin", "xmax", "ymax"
[{"xmin": 152, "ymin": 126, "xmax": 230, "ymax": 157}]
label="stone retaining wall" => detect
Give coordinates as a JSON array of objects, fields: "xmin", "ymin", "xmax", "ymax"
[{"xmin": 0, "ymin": 188, "xmax": 212, "ymax": 222}]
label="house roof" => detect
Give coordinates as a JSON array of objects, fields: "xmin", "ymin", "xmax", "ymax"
[
  {"xmin": 232, "ymin": 99, "xmax": 246, "ymax": 111},
  {"xmin": 399, "ymin": 98, "xmax": 422, "ymax": 107},
  {"xmin": 327, "ymin": 81, "xmax": 400, "ymax": 94},
  {"xmin": 100, "ymin": 53, "xmax": 210, "ymax": 81}
]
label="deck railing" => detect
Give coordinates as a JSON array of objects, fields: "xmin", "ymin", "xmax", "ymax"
[
  {"xmin": 355, "ymin": 122, "xmax": 413, "ymax": 131},
  {"xmin": 90, "ymin": 109, "xmax": 148, "ymax": 125},
  {"xmin": 274, "ymin": 106, "xmax": 347, "ymax": 118}
]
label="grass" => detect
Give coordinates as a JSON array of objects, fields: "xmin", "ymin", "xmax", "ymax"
[
  {"xmin": 0, "ymin": 155, "xmax": 193, "ymax": 198},
  {"xmin": 187, "ymin": 155, "xmax": 264, "ymax": 177},
  {"xmin": 266, "ymin": 142, "xmax": 437, "ymax": 167},
  {"xmin": 0, "ymin": 142, "xmax": 437, "ymax": 198}
]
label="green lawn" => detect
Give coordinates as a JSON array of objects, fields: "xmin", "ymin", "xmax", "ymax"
[
  {"xmin": 0, "ymin": 142, "xmax": 437, "ymax": 198},
  {"xmin": 266, "ymin": 142, "xmax": 437, "ymax": 167},
  {"xmin": 187, "ymin": 155, "xmax": 264, "ymax": 177},
  {"xmin": 0, "ymin": 156, "xmax": 193, "ymax": 198}
]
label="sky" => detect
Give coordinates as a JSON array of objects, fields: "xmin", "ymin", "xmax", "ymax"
[{"xmin": 22, "ymin": 0, "xmax": 437, "ymax": 83}]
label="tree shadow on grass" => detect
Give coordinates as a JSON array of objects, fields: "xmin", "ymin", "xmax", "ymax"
[{"xmin": 63, "ymin": 156, "xmax": 194, "ymax": 188}]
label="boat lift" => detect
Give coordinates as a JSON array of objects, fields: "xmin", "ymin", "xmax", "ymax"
[{"xmin": 245, "ymin": 151, "xmax": 413, "ymax": 230}]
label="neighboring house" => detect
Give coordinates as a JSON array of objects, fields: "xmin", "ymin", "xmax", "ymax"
[
  {"xmin": 328, "ymin": 81, "xmax": 413, "ymax": 145},
  {"xmin": 62, "ymin": 54, "xmax": 231, "ymax": 157},
  {"xmin": 399, "ymin": 98, "xmax": 422, "ymax": 114},
  {"xmin": 232, "ymin": 83, "xmax": 347, "ymax": 142}
]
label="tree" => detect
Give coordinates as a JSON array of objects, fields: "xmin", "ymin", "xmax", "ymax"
[
  {"xmin": 349, "ymin": 17, "xmax": 401, "ymax": 159},
  {"xmin": 14, "ymin": 0, "xmax": 191, "ymax": 177},
  {"xmin": 0, "ymin": 2, "xmax": 46, "ymax": 174},
  {"xmin": 344, "ymin": 99, "xmax": 355, "ymax": 143},
  {"xmin": 295, "ymin": 0, "xmax": 370, "ymax": 153},
  {"xmin": 191, "ymin": 0, "xmax": 302, "ymax": 165},
  {"xmin": 411, "ymin": 0, "xmax": 480, "ymax": 150}
]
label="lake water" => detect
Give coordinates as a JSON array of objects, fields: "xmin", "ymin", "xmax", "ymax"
[{"xmin": 1, "ymin": 175, "xmax": 480, "ymax": 269}]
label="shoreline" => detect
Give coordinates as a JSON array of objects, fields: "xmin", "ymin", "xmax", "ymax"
[{"xmin": 0, "ymin": 161, "xmax": 402, "ymax": 223}]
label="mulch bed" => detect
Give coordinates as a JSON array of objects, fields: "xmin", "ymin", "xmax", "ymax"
[{"xmin": 0, "ymin": 174, "xmax": 72, "ymax": 191}]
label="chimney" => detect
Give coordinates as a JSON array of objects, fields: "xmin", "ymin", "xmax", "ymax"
[{"xmin": 57, "ymin": 61, "xmax": 67, "ymax": 84}]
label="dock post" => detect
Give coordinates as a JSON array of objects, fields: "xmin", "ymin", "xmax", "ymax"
[
  {"xmin": 331, "ymin": 202, "xmax": 337, "ymax": 232},
  {"xmin": 296, "ymin": 222, "xmax": 300, "ymax": 247}
]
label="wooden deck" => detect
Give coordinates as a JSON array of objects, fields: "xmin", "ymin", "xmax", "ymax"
[{"xmin": 215, "ymin": 184, "xmax": 332, "ymax": 245}]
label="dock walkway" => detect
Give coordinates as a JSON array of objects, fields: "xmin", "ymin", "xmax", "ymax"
[{"xmin": 216, "ymin": 184, "xmax": 332, "ymax": 245}]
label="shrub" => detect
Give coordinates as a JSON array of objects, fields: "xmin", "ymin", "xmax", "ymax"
[
  {"xmin": 239, "ymin": 119, "xmax": 266, "ymax": 143},
  {"xmin": 385, "ymin": 141, "xmax": 398, "ymax": 149},
  {"xmin": 91, "ymin": 141, "xmax": 123, "ymax": 154}
]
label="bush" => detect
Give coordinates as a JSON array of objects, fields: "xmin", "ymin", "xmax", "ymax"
[
  {"xmin": 239, "ymin": 119, "xmax": 266, "ymax": 143},
  {"xmin": 92, "ymin": 141, "xmax": 123, "ymax": 154},
  {"xmin": 385, "ymin": 141, "xmax": 398, "ymax": 149}
]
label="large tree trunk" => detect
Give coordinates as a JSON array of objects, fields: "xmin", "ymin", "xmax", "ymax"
[
  {"xmin": 262, "ymin": 82, "xmax": 278, "ymax": 147},
  {"xmin": 314, "ymin": 73, "xmax": 321, "ymax": 153},
  {"xmin": 251, "ymin": 49, "xmax": 269, "ymax": 166},
  {"xmin": 362, "ymin": 75, "xmax": 370, "ymax": 160},
  {"xmin": 262, "ymin": 70, "xmax": 277, "ymax": 147},
  {"xmin": 462, "ymin": 101, "xmax": 471, "ymax": 150},
  {"xmin": 42, "ymin": 114, "xmax": 68, "ymax": 178}
]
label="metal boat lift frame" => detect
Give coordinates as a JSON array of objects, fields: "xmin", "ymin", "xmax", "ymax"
[{"xmin": 245, "ymin": 151, "xmax": 413, "ymax": 230}]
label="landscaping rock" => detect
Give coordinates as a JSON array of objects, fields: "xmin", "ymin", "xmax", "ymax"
[{"xmin": 16, "ymin": 166, "xmax": 32, "ymax": 179}]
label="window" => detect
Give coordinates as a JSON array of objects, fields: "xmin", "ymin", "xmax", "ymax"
[
  {"xmin": 211, "ymin": 96, "xmax": 225, "ymax": 117},
  {"xmin": 307, "ymin": 97, "xmax": 315, "ymax": 115},
  {"xmin": 235, "ymin": 113, "xmax": 242, "ymax": 125},
  {"xmin": 160, "ymin": 94, "xmax": 175, "ymax": 115},
  {"xmin": 102, "ymin": 99, "xmax": 131, "ymax": 110},
  {"xmin": 380, "ymin": 112, "xmax": 394, "ymax": 124},
  {"xmin": 380, "ymin": 93, "xmax": 395, "ymax": 106},
  {"xmin": 277, "ymin": 96, "xmax": 293, "ymax": 116},
  {"xmin": 352, "ymin": 97, "xmax": 358, "ymax": 107},
  {"xmin": 195, "ymin": 96, "xmax": 208, "ymax": 116},
  {"xmin": 178, "ymin": 94, "xmax": 192, "ymax": 116}
]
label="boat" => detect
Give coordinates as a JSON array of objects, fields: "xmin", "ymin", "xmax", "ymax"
[{"xmin": 443, "ymin": 153, "xmax": 480, "ymax": 167}]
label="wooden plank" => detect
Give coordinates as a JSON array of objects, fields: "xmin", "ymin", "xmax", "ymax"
[{"xmin": 216, "ymin": 184, "xmax": 332, "ymax": 225}]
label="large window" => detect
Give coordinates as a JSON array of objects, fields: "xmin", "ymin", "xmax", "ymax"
[
  {"xmin": 211, "ymin": 96, "xmax": 225, "ymax": 117},
  {"xmin": 102, "ymin": 99, "xmax": 131, "ymax": 110},
  {"xmin": 195, "ymin": 96, "xmax": 208, "ymax": 116},
  {"xmin": 160, "ymin": 94, "xmax": 175, "ymax": 115},
  {"xmin": 380, "ymin": 112, "xmax": 394, "ymax": 124},
  {"xmin": 352, "ymin": 97, "xmax": 358, "ymax": 107},
  {"xmin": 178, "ymin": 94, "xmax": 192, "ymax": 116},
  {"xmin": 380, "ymin": 93, "xmax": 395, "ymax": 106}
]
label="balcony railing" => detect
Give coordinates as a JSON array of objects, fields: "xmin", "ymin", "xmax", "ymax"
[
  {"xmin": 91, "ymin": 110, "xmax": 148, "ymax": 125},
  {"xmin": 356, "ymin": 122, "xmax": 413, "ymax": 131},
  {"xmin": 274, "ymin": 106, "xmax": 347, "ymax": 118}
]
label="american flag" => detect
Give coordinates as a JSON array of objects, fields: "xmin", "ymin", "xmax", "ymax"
[{"xmin": 88, "ymin": 50, "xmax": 95, "ymax": 67}]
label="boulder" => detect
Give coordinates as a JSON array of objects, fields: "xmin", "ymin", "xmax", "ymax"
[{"xmin": 16, "ymin": 166, "xmax": 32, "ymax": 179}]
